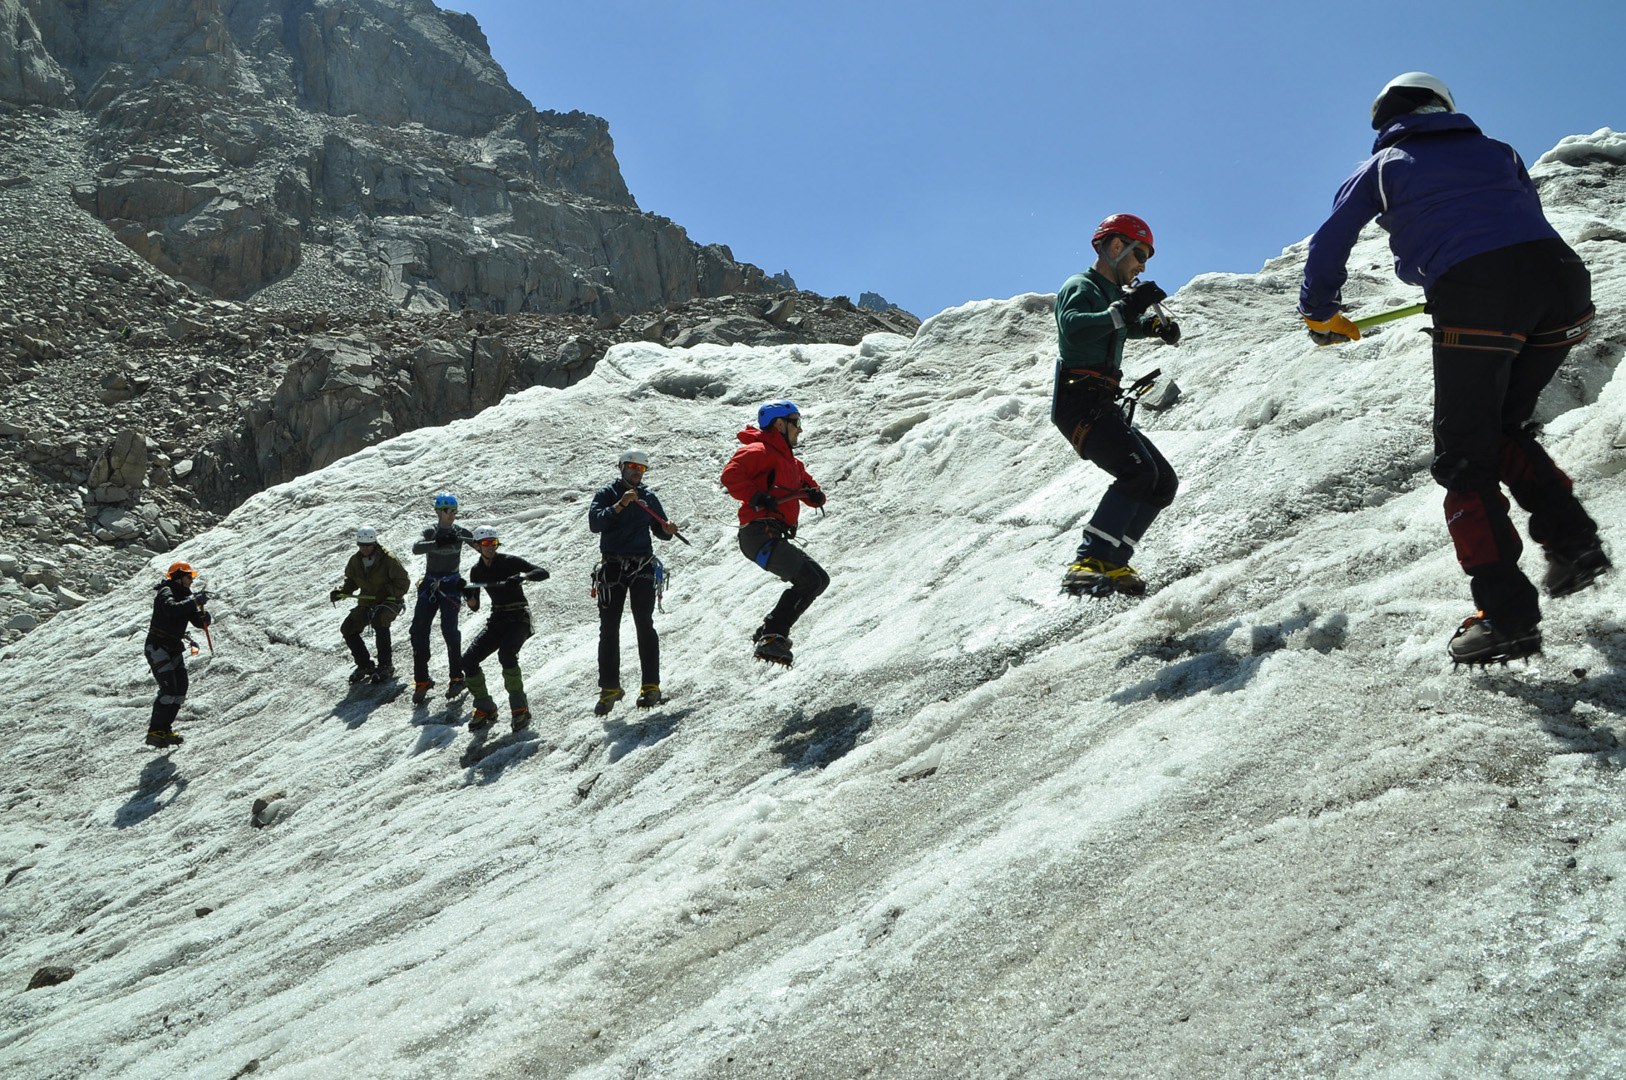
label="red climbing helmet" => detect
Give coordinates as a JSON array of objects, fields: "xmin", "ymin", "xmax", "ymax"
[{"xmin": 1092, "ymin": 214, "xmax": 1154, "ymax": 257}]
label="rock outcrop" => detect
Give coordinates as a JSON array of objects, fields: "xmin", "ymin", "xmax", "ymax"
[
  {"xmin": 8, "ymin": 0, "xmax": 767, "ymax": 314},
  {"xmin": 0, "ymin": 1, "xmax": 73, "ymax": 107},
  {"xmin": 0, "ymin": 107, "xmax": 921, "ymax": 644},
  {"xmin": 183, "ymin": 291, "xmax": 921, "ymax": 509},
  {"xmin": 0, "ymin": 2, "xmax": 925, "ymax": 645}
]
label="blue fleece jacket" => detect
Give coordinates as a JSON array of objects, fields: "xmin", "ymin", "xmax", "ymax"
[{"xmin": 1298, "ymin": 111, "xmax": 1560, "ymax": 320}]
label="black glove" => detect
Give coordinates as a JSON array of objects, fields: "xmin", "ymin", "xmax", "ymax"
[
  {"xmin": 749, "ymin": 491, "xmax": 777, "ymax": 512},
  {"xmin": 434, "ymin": 527, "xmax": 454, "ymax": 543},
  {"xmin": 802, "ymin": 487, "xmax": 826, "ymax": 508},
  {"xmin": 525, "ymin": 568, "xmax": 549, "ymax": 582},
  {"xmin": 1151, "ymin": 317, "xmax": 1181, "ymax": 345},
  {"xmin": 329, "ymin": 589, "xmax": 344, "ymax": 604},
  {"xmin": 193, "ymin": 591, "xmax": 211, "ymax": 607},
  {"xmin": 197, "ymin": 611, "xmax": 212, "ymax": 627},
  {"xmin": 1119, "ymin": 280, "xmax": 1167, "ymax": 320},
  {"xmin": 463, "ymin": 587, "xmax": 481, "ymax": 611}
]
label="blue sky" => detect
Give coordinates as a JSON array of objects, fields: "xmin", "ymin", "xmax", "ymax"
[{"xmin": 454, "ymin": 0, "xmax": 1625, "ymax": 318}]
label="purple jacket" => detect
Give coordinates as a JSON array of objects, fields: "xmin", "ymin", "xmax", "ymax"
[{"xmin": 1298, "ymin": 112, "xmax": 1559, "ymax": 320}]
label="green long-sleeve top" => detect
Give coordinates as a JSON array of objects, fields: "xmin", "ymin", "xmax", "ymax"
[
  {"xmin": 1054, "ymin": 267, "xmax": 1154, "ymax": 379},
  {"xmin": 341, "ymin": 547, "xmax": 410, "ymax": 606}
]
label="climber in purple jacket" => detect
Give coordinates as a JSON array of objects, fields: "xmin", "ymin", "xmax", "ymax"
[{"xmin": 1298, "ymin": 72, "xmax": 1604, "ymax": 666}]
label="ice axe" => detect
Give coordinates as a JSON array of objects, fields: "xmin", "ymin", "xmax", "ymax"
[
  {"xmin": 1150, "ymin": 301, "xmax": 1180, "ymax": 346},
  {"xmin": 1125, "ymin": 368, "xmax": 1162, "ymax": 398},
  {"xmin": 1351, "ymin": 302, "xmax": 1427, "ymax": 331},
  {"xmin": 635, "ymin": 499, "xmax": 692, "ymax": 546},
  {"xmin": 195, "ymin": 586, "xmax": 215, "ymax": 653},
  {"xmin": 1120, "ymin": 369, "xmax": 1162, "ymax": 426}
]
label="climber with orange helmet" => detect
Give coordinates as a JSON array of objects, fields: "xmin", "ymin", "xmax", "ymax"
[{"xmin": 142, "ymin": 561, "xmax": 212, "ymax": 748}]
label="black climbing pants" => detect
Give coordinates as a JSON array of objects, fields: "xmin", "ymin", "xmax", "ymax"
[
  {"xmin": 1052, "ymin": 377, "xmax": 1178, "ymax": 562},
  {"xmin": 144, "ymin": 636, "xmax": 189, "ymax": 732},
  {"xmin": 596, "ymin": 558, "xmax": 659, "ymax": 689},
  {"xmin": 739, "ymin": 520, "xmax": 829, "ymax": 638},
  {"xmin": 341, "ymin": 603, "xmax": 398, "ymax": 668},
  {"xmin": 461, "ymin": 611, "xmax": 534, "ymax": 710},
  {"xmin": 1427, "ymin": 237, "xmax": 1597, "ymax": 629}
]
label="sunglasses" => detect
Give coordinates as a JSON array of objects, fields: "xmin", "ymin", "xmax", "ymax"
[
  {"xmin": 622, "ymin": 462, "xmax": 648, "ymax": 473},
  {"xmin": 477, "ymin": 539, "xmax": 499, "ymax": 546},
  {"xmin": 785, "ymin": 416, "xmax": 802, "ymax": 428}
]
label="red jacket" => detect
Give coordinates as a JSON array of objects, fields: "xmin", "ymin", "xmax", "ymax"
[{"xmin": 720, "ymin": 425, "xmax": 821, "ymax": 527}]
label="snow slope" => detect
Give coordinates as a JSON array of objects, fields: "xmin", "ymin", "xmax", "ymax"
[{"xmin": 4, "ymin": 132, "xmax": 1626, "ymax": 1080}]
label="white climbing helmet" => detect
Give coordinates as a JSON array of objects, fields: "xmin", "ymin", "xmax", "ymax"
[
  {"xmin": 355, "ymin": 525, "xmax": 378, "ymax": 544},
  {"xmin": 618, "ymin": 448, "xmax": 650, "ymax": 468},
  {"xmin": 1371, "ymin": 72, "xmax": 1456, "ymax": 129},
  {"xmin": 472, "ymin": 524, "xmax": 499, "ymax": 545}
]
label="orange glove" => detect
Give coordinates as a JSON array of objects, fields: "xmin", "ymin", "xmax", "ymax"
[{"xmin": 1303, "ymin": 313, "xmax": 1361, "ymax": 346}]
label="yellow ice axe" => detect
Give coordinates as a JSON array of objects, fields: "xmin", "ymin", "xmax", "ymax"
[{"xmin": 1351, "ymin": 303, "xmax": 1427, "ymax": 331}]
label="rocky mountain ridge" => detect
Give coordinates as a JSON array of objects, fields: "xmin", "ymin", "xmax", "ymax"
[
  {"xmin": 0, "ymin": 0, "xmax": 766, "ymax": 315},
  {"xmin": 0, "ymin": 108, "xmax": 920, "ymax": 645},
  {"xmin": 0, "ymin": 1, "xmax": 923, "ymax": 643}
]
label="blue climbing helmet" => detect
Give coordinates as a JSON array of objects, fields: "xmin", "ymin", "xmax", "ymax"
[
  {"xmin": 757, "ymin": 399, "xmax": 801, "ymax": 429},
  {"xmin": 433, "ymin": 492, "xmax": 458, "ymax": 510}
]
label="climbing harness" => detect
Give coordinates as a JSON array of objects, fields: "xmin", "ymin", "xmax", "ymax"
[
  {"xmin": 1059, "ymin": 367, "xmax": 1161, "ymax": 445},
  {"xmin": 418, "ymin": 571, "xmax": 467, "ymax": 609},
  {"xmin": 591, "ymin": 555, "xmax": 669, "ymax": 612},
  {"xmin": 1527, "ymin": 304, "xmax": 1595, "ymax": 348}
]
